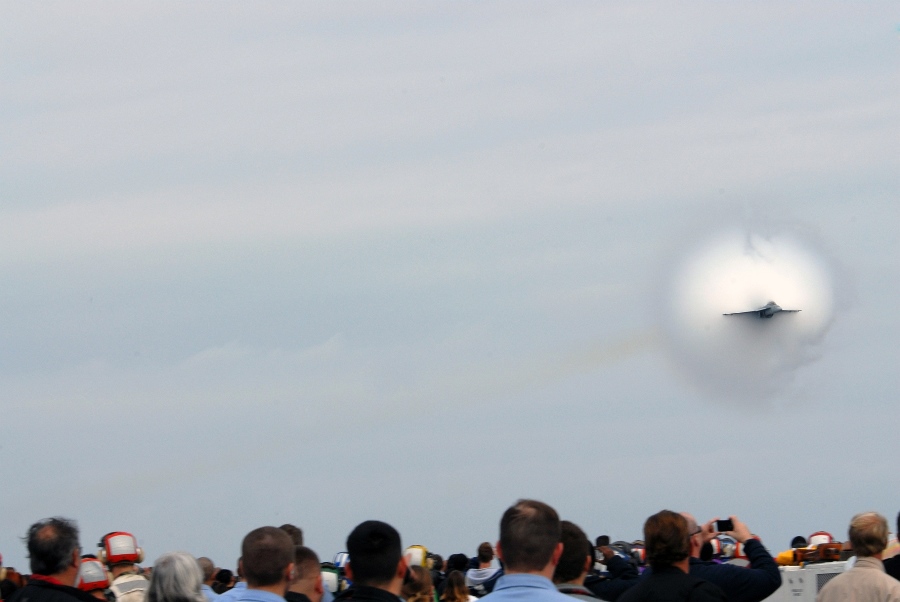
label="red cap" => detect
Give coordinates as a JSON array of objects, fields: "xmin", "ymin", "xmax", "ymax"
[{"xmin": 77, "ymin": 559, "xmax": 110, "ymax": 591}]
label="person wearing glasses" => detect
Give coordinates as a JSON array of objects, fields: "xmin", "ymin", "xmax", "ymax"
[{"xmin": 679, "ymin": 514, "xmax": 780, "ymax": 602}]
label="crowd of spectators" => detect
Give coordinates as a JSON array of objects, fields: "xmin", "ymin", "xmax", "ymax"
[{"xmin": 2, "ymin": 503, "xmax": 899, "ymax": 602}]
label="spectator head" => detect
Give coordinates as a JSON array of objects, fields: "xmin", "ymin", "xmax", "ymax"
[
  {"xmin": 214, "ymin": 569, "xmax": 233, "ymax": 585},
  {"xmin": 290, "ymin": 547, "xmax": 323, "ymax": 602},
  {"xmin": 76, "ymin": 557, "xmax": 110, "ymax": 596},
  {"xmin": 595, "ymin": 536, "xmax": 609, "ymax": 548},
  {"xmin": 240, "ymin": 527, "xmax": 295, "ymax": 588},
  {"xmin": 476, "ymin": 542, "xmax": 493, "ymax": 565},
  {"xmin": 644, "ymin": 510, "xmax": 690, "ymax": 571},
  {"xmin": 345, "ymin": 520, "xmax": 404, "ymax": 589},
  {"xmin": 400, "ymin": 566, "xmax": 433, "ymax": 602},
  {"xmin": 25, "ymin": 517, "xmax": 81, "ymax": 578},
  {"xmin": 279, "ymin": 525, "xmax": 304, "ymax": 547},
  {"xmin": 445, "ymin": 554, "xmax": 468, "ymax": 574},
  {"xmin": 147, "ymin": 552, "xmax": 205, "ymax": 602},
  {"xmin": 405, "ymin": 546, "xmax": 428, "ymax": 569},
  {"xmin": 440, "ymin": 571, "xmax": 468, "ymax": 602},
  {"xmin": 196, "ymin": 558, "xmax": 216, "ymax": 584},
  {"xmin": 1, "ymin": 578, "xmax": 20, "ymax": 601},
  {"xmin": 848, "ymin": 512, "xmax": 889, "ymax": 558},
  {"xmin": 98, "ymin": 532, "xmax": 143, "ymax": 569},
  {"xmin": 679, "ymin": 513, "xmax": 703, "ymax": 556},
  {"xmin": 790, "ymin": 536, "xmax": 807, "ymax": 548},
  {"xmin": 553, "ymin": 521, "xmax": 592, "ymax": 585},
  {"xmin": 497, "ymin": 499, "xmax": 563, "ymax": 573},
  {"xmin": 428, "ymin": 554, "xmax": 444, "ymax": 572},
  {"xmin": 293, "ymin": 547, "xmax": 321, "ymax": 583}
]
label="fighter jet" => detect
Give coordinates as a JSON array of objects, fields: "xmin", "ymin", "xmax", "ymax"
[{"xmin": 723, "ymin": 301, "xmax": 801, "ymax": 319}]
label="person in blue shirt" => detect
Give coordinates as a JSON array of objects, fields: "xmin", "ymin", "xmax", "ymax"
[
  {"xmin": 216, "ymin": 567, "xmax": 246, "ymax": 602},
  {"xmin": 234, "ymin": 527, "xmax": 296, "ymax": 602},
  {"xmin": 198, "ymin": 558, "xmax": 220, "ymax": 602},
  {"xmin": 480, "ymin": 499, "xmax": 574, "ymax": 602}
]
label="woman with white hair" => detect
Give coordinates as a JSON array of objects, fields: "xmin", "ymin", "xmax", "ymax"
[{"xmin": 147, "ymin": 553, "xmax": 207, "ymax": 602}]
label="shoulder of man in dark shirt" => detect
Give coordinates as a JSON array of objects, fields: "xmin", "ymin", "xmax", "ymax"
[
  {"xmin": 583, "ymin": 555, "xmax": 639, "ymax": 601},
  {"xmin": 884, "ymin": 555, "xmax": 900, "ymax": 581},
  {"xmin": 616, "ymin": 568, "xmax": 726, "ymax": 602},
  {"xmin": 9, "ymin": 580, "xmax": 102, "ymax": 602},
  {"xmin": 687, "ymin": 539, "xmax": 781, "ymax": 602}
]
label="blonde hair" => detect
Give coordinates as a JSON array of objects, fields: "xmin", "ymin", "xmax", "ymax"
[{"xmin": 401, "ymin": 566, "xmax": 433, "ymax": 602}]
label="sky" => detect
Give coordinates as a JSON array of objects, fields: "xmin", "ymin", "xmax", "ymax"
[{"xmin": 1, "ymin": 2, "xmax": 899, "ymax": 572}]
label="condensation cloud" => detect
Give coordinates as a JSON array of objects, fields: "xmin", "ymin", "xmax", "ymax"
[{"xmin": 661, "ymin": 227, "xmax": 835, "ymax": 403}]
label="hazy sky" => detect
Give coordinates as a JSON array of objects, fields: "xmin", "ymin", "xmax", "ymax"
[{"xmin": 1, "ymin": 3, "xmax": 898, "ymax": 571}]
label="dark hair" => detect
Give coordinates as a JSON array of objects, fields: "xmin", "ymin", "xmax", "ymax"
[
  {"xmin": 445, "ymin": 554, "xmax": 468, "ymax": 574},
  {"xmin": 699, "ymin": 542, "xmax": 713, "ymax": 561},
  {"xmin": 476, "ymin": 543, "xmax": 493, "ymax": 564},
  {"xmin": 1, "ymin": 579, "xmax": 20, "ymax": 601},
  {"xmin": 790, "ymin": 536, "xmax": 807, "ymax": 548},
  {"xmin": 553, "ymin": 521, "xmax": 591, "ymax": 584},
  {"xmin": 241, "ymin": 527, "xmax": 294, "ymax": 587},
  {"xmin": 429, "ymin": 554, "xmax": 444, "ymax": 572},
  {"xmin": 400, "ymin": 566, "xmax": 432, "ymax": 602},
  {"xmin": 214, "ymin": 569, "xmax": 232, "ymax": 584},
  {"xmin": 25, "ymin": 517, "xmax": 80, "ymax": 575},
  {"xmin": 293, "ymin": 546, "xmax": 320, "ymax": 581},
  {"xmin": 346, "ymin": 521, "xmax": 402, "ymax": 586},
  {"xmin": 644, "ymin": 510, "xmax": 689, "ymax": 570},
  {"xmin": 440, "ymin": 571, "xmax": 468, "ymax": 602},
  {"xmin": 279, "ymin": 524, "xmax": 304, "ymax": 547},
  {"xmin": 498, "ymin": 500, "xmax": 561, "ymax": 572},
  {"xmin": 595, "ymin": 536, "xmax": 609, "ymax": 548}
]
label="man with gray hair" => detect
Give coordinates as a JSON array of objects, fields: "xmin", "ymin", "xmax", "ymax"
[
  {"xmin": 817, "ymin": 511, "xmax": 900, "ymax": 602},
  {"xmin": 8, "ymin": 517, "xmax": 98, "ymax": 602}
]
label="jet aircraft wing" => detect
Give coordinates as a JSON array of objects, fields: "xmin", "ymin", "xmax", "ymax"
[{"xmin": 722, "ymin": 310, "xmax": 759, "ymax": 316}]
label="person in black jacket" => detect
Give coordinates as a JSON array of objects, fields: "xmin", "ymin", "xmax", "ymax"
[
  {"xmin": 679, "ymin": 514, "xmax": 781, "ymax": 602},
  {"xmin": 617, "ymin": 511, "xmax": 725, "ymax": 602},
  {"xmin": 882, "ymin": 511, "xmax": 900, "ymax": 582},
  {"xmin": 554, "ymin": 521, "xmax": 638, "ymax": 601},
  {"xmin": 582, "ymin": 543, "xmax": 639, "ymax": 601},
  {"xmin": 8, "ymin": 517, "xmax": 98, "ymax": 602}
]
